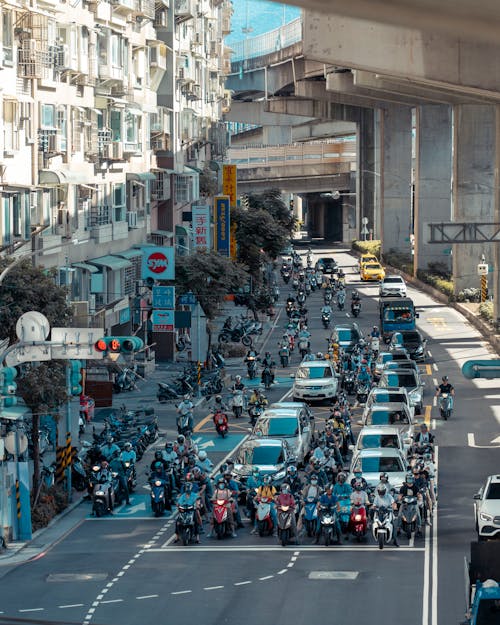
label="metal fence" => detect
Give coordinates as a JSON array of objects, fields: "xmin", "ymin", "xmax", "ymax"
[{"xmin": 230, "ymin": 17, "xmax": 302, "ymax": 63}]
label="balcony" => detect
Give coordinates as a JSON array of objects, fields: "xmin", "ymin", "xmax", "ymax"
[
  {"xmin": 174, "ymin": 0, "xmax": 195, "ymax": 23},
  {"xmin": 110, "ymin": 0, "xmax": 135, "ymax": 14},
  {"xmin": 134, "ymin": 0, "xmax": 155, "ymax": 20}
]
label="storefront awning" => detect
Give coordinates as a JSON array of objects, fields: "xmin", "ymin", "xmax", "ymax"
[
  {"xmin": 175, "ymin": 225, "xmax": 189, "ymax": 236},
  {"xmin": 39, "ymin": 170, "xmax": 91, "ymax": 185},
  {"xmin": 0, "ymin": 405, "xmax": 30, "ymax": 421},
  {"xmin": 183, "ymin": 166, "xmax": 201, "ymax": 175},
  {"xmin": 88, "ymin": 255, "xmax": 132, "ymax": 271},
  {"xmin": 72, "ymin": 262, "xmax": 99, "ymax": 273},
  {"xmin": 114, "ymin": 248, "xmax": 143, "ymax": 260},
  {"xmin": 126, "ymin": 172, "xmax": 156, "ymax": 182}
]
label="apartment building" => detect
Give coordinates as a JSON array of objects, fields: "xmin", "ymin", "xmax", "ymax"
[{"xmin": 0, "ymin": 0, "xmax": 231, "ymax": 335}]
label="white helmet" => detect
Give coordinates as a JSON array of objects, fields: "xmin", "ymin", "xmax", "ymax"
[{"xmin": 198, "ymin": 450, "xmax": 207, "ymax": 461}]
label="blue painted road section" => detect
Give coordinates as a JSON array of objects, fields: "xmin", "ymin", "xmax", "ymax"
[
  {"xmin": 242, "ymin": 376, "xmax": 293, "ymax": 388},
  {"xmin": 86, "ymin": 494, "xmax": 167, "ymax": 520},
  {"xmin": 192, "ymin": 433, "xmax": 246, "ymax": 453}
]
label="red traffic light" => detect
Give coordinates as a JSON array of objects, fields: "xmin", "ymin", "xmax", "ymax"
[{"xmin": 95, "ymin": 339, "xmax": 108, "ymax": 352}]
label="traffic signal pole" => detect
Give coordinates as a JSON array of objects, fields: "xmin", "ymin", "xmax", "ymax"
[{"xmin": 65, "ymin": 364, "xmax": 72, "ymax": 501}]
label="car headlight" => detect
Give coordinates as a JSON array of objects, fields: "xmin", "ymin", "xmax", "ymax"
[
  {"xmin": 409, "ymin": 389, "xmax": 422, "ymax": 401},
  {"xmin": 274, "ymin": 469, "xmax": 286, "ymax": 480},
  {"xmin": 415, "ymin": 346, "xmax": 424, "ymax": 354},
  {"xmin": 480, "ymin": 512, "xmax": 493, "ymax": 522}
]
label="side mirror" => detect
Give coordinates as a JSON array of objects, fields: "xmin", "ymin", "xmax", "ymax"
[
  {"xmin": 473, "ymin": 493, "xmax": 481, "ymax": 500},
  {"xmin": 416, "ymin": 313, "xmax": 420, "ymax": 318}
]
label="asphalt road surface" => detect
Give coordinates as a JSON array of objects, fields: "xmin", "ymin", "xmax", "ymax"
[{"xmin": 0, "ymin": 245, "xmax": 497, "ymax": 625}]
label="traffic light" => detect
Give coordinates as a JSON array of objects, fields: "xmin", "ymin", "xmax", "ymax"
[
  {"xmin": 289, "ymin": 199, "xmax": 294, "ymax": 211},
  {"xmin": 69, "ymin": 360, "xmax": 83, "ymax": 396},
  {"xmin": 1, "ymin": 366, "xmax": 18, "ymax": 407},
  {"xmin": 94, "ymin": 336, "xmax": 144, "ymax": 356}
]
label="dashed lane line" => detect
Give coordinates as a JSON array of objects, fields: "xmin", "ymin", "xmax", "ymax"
[
  {"xmin": 137, "ymin": 594, "xmax": 159, "ymax": 600},
  {"xmin": 59, "ymin": 604, "xmax": 84, "ymax": 609},
  {"xmin": 204, "ymin": 586, "xmax": 224, "ymax": 591}
]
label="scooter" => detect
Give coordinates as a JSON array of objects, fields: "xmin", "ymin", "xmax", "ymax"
[
  {"xmin": 246, "ymin": 357, "xmax": 258, "ymax": 380},
  {"xmin": 214, "ymin": 410, "xmax": 228, "ymax": 438},
  {"xmin": 349, "ymin": 504, "xmax": 368, "ymax": 541},
  {"xmin": 356, "ymin": 382, "xmax": 370, "ymax": 404},
  {"xmin": 176, "ymin": 411, "xmax": 193, "ymax": 437},
  {"xmin": 338, "ymin": 495, "xmax": 351, "ymax": 534},
  {"xmin": 255, "ymin": 496, "xmax": 274, "ymax": 537},
  {"xmin": 370, "ymin": 337, "xmax": 380, "ymax": 358},
  {"xmin": 303, "ymin": 496, "xmax": 319, "ymax": 537},
  {"xmin": 439, "ymin": 393, "xmax": 452, "ymax": 420},
  {"xmin": 261, "ymin": 365, "xmax": 273, "ymax": 390},
  {"xmin": 114, "ymin": 367, "xmax": 138, "ymax": 393},
  {"xmin": 232, "ymin": 389, "xmax": 244, "ymax": 418},
  {"xmin": 279, "ymin": 347, "xmax": 290, "ymax": 368},
  {"xmin": 321, "ymin": 312, "xmax": 331, "ymax": 329},
  {"xmin": 343, "ymin": 370, "xmax": 356, "ymax": 395},
  {"xmin": 157, "ymin": 382, "xmax": 180, "ymax": 402},
  {"xmin": 248, "ymin": 402, "xmax": 264, "ymax": 427},
  {"xmin": 372, "ymin": 506, "xmax": 394, "ymax": 550},
  {"xmin": 351, "ymin": 300, "xmax": 361, "ymax": 317},
  {"xmin": 91, "ymin": 466, "xmax": 115, "ymax": 517},
  {"xmin": 400, "ymin": 496, "xmax": 419, "ymax": 540},
  {"xmin": 277, "ymin": 504, "xmax": 295, "ymax": 547},
  {"xmin": 298, "ymin": 338, "xmax": 310, "ymax": 359},
  {"xmin": 337, "ymin": 291, "xmax": 346, "ymax": 311},
  {"xmin": 150, "ymin": 475, "xmax": 170, "ymax": 517},
  {"xmin": 213, "ymin": 498, "xmax": 232, "ymax": 539},
  {"xmin": 177, "ymin": 504, "xmax": 197, "ymax": 545},
  {"xmin": 319, "ymin": 504, "xmax": 340, "ymax": 546},
  {"xmin": 123, "ymin": 461, "xmax": 137, "ymax": 493}
]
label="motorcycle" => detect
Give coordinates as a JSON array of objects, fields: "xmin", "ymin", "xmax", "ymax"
[
  {"xmin": 338, "ymin": 495, "xmax": 351, "ymax": 534},
  {"xmin": 337, "ymin": 291, "xmax": 346, "ymax": 311},
  {"xmin": 277, "ymin": 504, "xmax": 295, "ymax": 547},
  {"xmin": 177, "ymin": 504, "xmax": 197, "ymax": 545},
  {"xmin": 356, "ymin": 382, "xmax": 370, "ymax": 404},
  {"xmin": 150, "ymin": 475, "xmax": 170, "ymax": 517},
  {"xmin": 319, "ymin": 504, "xmax": 340, "ymax": 546},
  {"xmin": 71, "ymin": 454, "xmax": 88, "ymax": 492},
  {"xmin": 370, "ymin": 337, "xmax": 380, "ymax": 358},
  {"xmin": 343, "ymin": 370, "xmax": 356, "ymax": 395},
  {"xmin": 232, "ymin": 389, "xmax": 244, "ymax": 418},
  {"xmin": 303, "ymin": 496, "xmax": 319, "ymax": 537},
  {"xmin": 176, "ymin": 409, "xmax": 193, "ymax": 437},
  {"xmin": 213, "ymin": 497, "xmax": 232, "ymax": 539},
  {"xmin": 248, "ymin": 402, "xmax": 264, "ymax": 427},
  {"xmin": 282, "ymin": 270, "xmax": 291, "ymax": 284},
  {"xmin": 123, "ymin": 461, "xmax": 136, "ymax": 493},
  {"xmin": 351, "ymin": 300, "xmax": 361, "ymax": 317},
  {"xmin": 372, "ymin": 506, "xmax": 394, "ymax": 550},
  {"xmin": 91, "ymin": 466, "xmax": 115, "ymax": 517},
  {"xmin": 349, "ymin": 504, "xmax": 368, "ymax": 541},
  {"xmin": 439, "ymin": 393, "xmax": 452, "ymax": 420},
  {"xmin": 324, "ymin": 290, "xmax": 333, "ymax": 305},
  {"xmin": 279, "ymin": 347, "xmax": 290, "ymax": 368},
  {"xmin": 246, "ymin": 356, "xmax": 258, "ymax": 380},
  {"xmin": 298, "ymin": 337, "xmax": 310, "ymax": 359},
  {"xmin": 400, "ymin": 495, "xmax": 419, "ymax": 540},
  {"xmin": 114, "ymin": 366, "xmax": 138, "ymax": 393},
  {"xmin": 214, "ymin": 410, "xmax": 229, "ymax": 438},
  {"xmin": 297, "ymin": 292, "xmax": 306, "ymax": 306},
  {"xmin": 255, "ymin": 496, "xmax": 274, "ymax": 537},
  {"xmin": 157, "ymin": 381, "xmax": 180, "ymax": 402},
  {"xmin": 261, "ymin": 365, "xmax": 273, "ymax": 390},
  {"xmin": 321, "ymin": 312, "xmax": 331, "ymax": 329},
  {"xmin": 218, "ymin": 328, "xmax": 253, "ymax": 347}
]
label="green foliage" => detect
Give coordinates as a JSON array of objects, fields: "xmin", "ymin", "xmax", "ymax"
[
  {"xmin": 199, "ymin": 166, "xmax": 218, "ymax": 197},
  {"xmin": 0, "ymin": 259, "xmax": 73, "ymax": 344},
  {"xmin": 17, "ymin": 362, "xmax": 68, "ymax": 414},
  {"xmin": 175, "ymin": 250, "xmax": 248, "ymax": 319},
  {"xmin": 351, "ymin": 240, "xmax": 381, "ymax": 258},
  {"xmin": 416, "ymin": 270, "xmax": 454, "ymax": 297},
  {"xmin": 479, "ymin": 300, "xmax": 494, "ymax": 322},
  {"xmin": 383, "ymin": 251, "xmax": 413, "ymax": 275}
]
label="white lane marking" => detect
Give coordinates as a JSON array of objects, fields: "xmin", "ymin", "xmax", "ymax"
[
  {"xmin": 19, "ymin": 608, "xmax": 44, "ymax": 613},
  {"xmin": 234, "ymin": 581, "xmax": 252, "ymax": 586},
  {"xmin": 309, "ymin": 571, "xmax": 358, "ymax": 580},
  {"xmin": 137, "ymin": 594, "xmax": 159, "ymax": 600},
  {"xmin": 100, "ymin": 599, "xmax": 123, "ymax": 604},
  {"xmin": 204, "ymin": 586, "xmax": 224, "ymax": 591},
  {"xmin": 172, "ymin": 590, "xmax": 192, "ymax": 595},
  {"xmin": 96, "ymin": 595, "xmax": 103, "ymax": 600},
  {"xmin": 287, "ymin": 562, "xmax": 294, "ymax": 568},
  {"xmin": 277, "ymin": 569, "xmax": 288, "ymax": 574},
  {"xmin": 432, "ymin": 419, "xmax": 436, "ymax": 430},
  {"xmin": 427, "ymin": 350, "xmax": 433, "ymax": 358},
  {"xmin": 432, "ymin": 397, "xmax": 437, "ymax": 407},
  {"xmin": 122, "ymin": 564, "xmax": 130, "ymax": 570},
  {"xmin": 117, "ymin": 571, "xmax": 125, "ymax": 577},
  {"xmin": 259, "ymin": 575, "xmax": 274, "ymax": 580},
  {"xmin": 148, "ymin": 545, "xmax": 424, "ymax": 552},
  {"xmin": 291, "ymin": 556, "xmax": 297, "ymax": 562},
  {"xmin": 432, "ymin": 447, "xmax": 439, "ymax": 625},
  {"xmin": 101, "ymin": 589, "xmax": 109, "ymax": 595},
  {"xmin": 106, "ymin": 582, "xmax": 114, "ymax": 588},
  {"xmin": 294, "ymin": 551, "xmax": 300, "ymax": 556},
  {"xmin": 59, "ymin": 604, "xmax": 84, "ymax": 609},
  {"xmin": 432, "ymin": 363, "xmax": 438, "ymax": 371}
]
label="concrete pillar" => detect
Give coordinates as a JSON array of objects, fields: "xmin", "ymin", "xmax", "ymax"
[
  {"xmin": 358, "ymin": 108, "xmax": 379, "ymax": 239},
  {"xmin": 380, "ymin": 105, "xmax": 412, "ymax": 256},
  {"xmin": 262, "ymin": 125, "xmax": 292, "ymax": 145},
  {"xmin": 414, "ymin": 105, "xmax": 452, "ymax": 274},
  {"xmin": 452, "ymin": 105, "xmax": 497, "ymax": 295}
]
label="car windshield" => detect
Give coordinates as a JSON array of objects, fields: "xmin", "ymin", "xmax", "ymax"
[
  {"xmin": 256, "ymin": 418, "xmax": 299, "ymax": 437},
  {"xmin": 402, "ymin": 332, "xmax": 420, "ymax": 342},
  {"xmin": 475, "ymin": 599, "xmax": 500, "ymax": 625},
  {"xmin": 362, "ymin": 256, "xmax": 377, "ymax": 263},
  {"xmin": 366, "ymin": 410, "xmax": 410, "ymax": 426},
  {"xmin": 366, "ymin": 264, "xmax": 381, "ymax": 270},
  {"xmin": 320, "ymin": 258, "xmax": 334, "ymax": 266},
  {"xmin": 360, "ymin": 434, "xmax": 400, "ymax": 449},
  {"xmin": 337, "ymin": 329, "xmax": 357, "ymax": 342},
  {"xmin": 296, "ymin": 366, "xmax": 333, "ymax": 379},
  {"xmin": 238, "ymin": 445, "xmax": 283, "ymax": 465},
  {"xmin": 391, "ymin": 353, "xmax": 410, "ymax": 361},
  {"xmin": 355, "ymin": 456, "xmax": 405, "ymax": 473},
  {"xmin": 372, "ymin": 392, "xmax": 407, "ymax": 404},
  {"xmin": 485, "ymin": 483, "xmax": 500, "ymax": 499},
  {"xmin": 383, "ymin": 277, "xmax": 403, "ymax": 284},
  {"xmin": 384, "ymin": 373, "xmax": 417, "ymax": 388},
  {"xmin": 386, "ymin": 362, "xmax": 415, "ymax": 371},
  {"xmin": 383, "ymin": 307, "xmax": 414, "ymax": 322}
]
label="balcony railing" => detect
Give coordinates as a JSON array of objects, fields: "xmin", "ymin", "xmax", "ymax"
[{"xmin": 230, "ymin": 17, "xmax": 302, "ymax": 63}]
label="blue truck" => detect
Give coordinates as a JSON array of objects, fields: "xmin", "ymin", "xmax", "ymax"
[
  {"xmin": 379, "ymin": 297, "xmax": 418, "ymax": 343},
  {"xmin": 461, "ymin": 541, "xmax": 500, "ymax": 624}
]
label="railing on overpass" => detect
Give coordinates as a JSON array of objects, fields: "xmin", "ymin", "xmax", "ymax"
[
  {"xmin": 230, "ymin": 17, "xmax": 302, "ymax": 63},
  {"xmin": 227, "ymin": 139, "xmax": 357, "ymax": 169}
]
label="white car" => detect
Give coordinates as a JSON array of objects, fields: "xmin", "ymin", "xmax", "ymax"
[
  {"xmin": 348, "ymin": 448, "xmax": 409, "ymax": 491},
  {"xmin": 361, "ymin": 404, "xmax": 414, "ymax": 446},
  {"xmin": 292, "ymin": 359, "xmax": 339, "ymax": 403},
  {"xmin": 352, "ymin": 426, "xmax": 407, "ymax": 456},
  {"xmin": 378, "ymin": 369, "xmax": 425, "ymax": 415},
  {"xmin": 474, "ymin": 475, "xmax": 500, "ymax": 540},
  {"xmin": 364, "ymin": 387, "xmax": 414, "ymax": 419},
  {"xmin": 379, "ymin": 275, "xmax": 407, "ymax": 297}
]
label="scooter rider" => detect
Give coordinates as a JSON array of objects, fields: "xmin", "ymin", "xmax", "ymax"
[
  {"xmin": 261, "ymin": 351, "xmax": 276, "ymax": 383},
  {"xmin": 224, "ymin": 471, "xmax": 244, "ymax": 529},
  {"xmin": 397, "ymin": 473, "xmax": 423, "ymax": 536},
  {"xmin": 120, "ymin": 441, "xmax": 137, "ymax": 464},
  {"xmin": 333, "ymin": 472, "xmax": 352, "ymax": 500},
  {"xmin": 316, "ymin": 483, "xmax": 342, "ymax": 544},
  {"xmin": 177, "ymin": 394, "xmax": 194, "ymax": 434},
  {"xmin": 211, "ymin": 394, "xmax": 228, "ymax": 415},
  {"xmin": 276, "ymin": 483, "xmax": 298, "ymax": 541},
  {"xmin": 350, "ymin": 480, "xmax": 371, "ymax": 512},
  {"xmin": 150, "ymin": 450, "xmax": 169, "ymax": 474},
  {"xmin": 174, "ymin": 481, "xmax": 201, "ymax": 544},
  {"xmin": 109, "ymin": 449, "xmax": 130, "ymax": 505},
  {"xmin": 252, "ymin": 475, "xmax": 278, "ymax": 535},
  {"xmin": 196, "ymin": 450, "xmax": 213, "ymax": 474},
  {"xmin": 435, "ymin": 375, "xmax": 455, "ymax": 408},
  {"xmin": 370, "ymin": 325, "xmax": 381, "ymax": 338},
  {"xmin": 284, "ymin": 465, "xmax": 303, "ymax": 496},
  {"xmin": 350, "ymin": 470, "xmax": 369, "ymax": 492},
  {"xmin": 100, "ymin": 436, "xmax": 120, "ymax": 461},
  {"xmin": 372, "ymin": 483, "xmax": 399, "ymax": 546},
  {"xmin": 321, "ymin": 303, "xmax": 333, "ymax": 315},
  {"xmin": 162, "ymin": 441, "xmax": 178, "ymax": 465}
]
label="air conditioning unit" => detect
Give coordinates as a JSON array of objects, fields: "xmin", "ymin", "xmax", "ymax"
[
  {"xmin": 127, "ymin": 211, "xmax": 138, "ymax": 228},
  {"xmin": 107, "ymin": 142, "xmax": 123, "ymax": 159}
]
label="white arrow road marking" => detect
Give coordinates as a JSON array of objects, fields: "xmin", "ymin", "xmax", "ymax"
[
  {"xmin": 467, "ymin": 432, "xmax": 500, "ymax": 448},
  {"xmin": 199, "ymin": 440, "xmax": 215, "ymax": 449}
]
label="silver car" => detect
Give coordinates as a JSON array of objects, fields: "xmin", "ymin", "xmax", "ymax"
[
  {"xmin": 252, "ymin": 408, "xmax": 314, "ymax": 466},
  {"xmin": 348, "ymin": 448, "xmax": 409, "ymax": 490},
  {"xmin": 352, "ymin": 426, "xmax": 409, "ymax": 456},
  {"xmin": 378, "ymin": 369, "xmax": 425, "ymax": 415},
  {"xmin": 361, "ymin": 404, "xmax": 414, "ymax": 446},
  {"xmin": 231, "ymin": 438, "xmax": 295, "ymax": 485},
  {"xmin": 364, "ymin": 387, "xmax": 414, "ymax": 419}
]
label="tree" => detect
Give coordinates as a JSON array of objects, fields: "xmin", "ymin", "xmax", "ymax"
[
  {"xmin": 175, "ymin": 250, "xmax": 248, "ymax": 319},
  {"xmin": 0, "ymin": 260, "xmax": 73, "ymax": 343},
  {"xmin": 250, "ymin": 189, "xmax": 296, "ymax": 234},
  {"xmin": 16, "ymin": 363, "xmax": 68, "ymax": 499}
]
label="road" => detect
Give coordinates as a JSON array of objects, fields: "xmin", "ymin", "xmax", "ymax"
[{"xmin": 0, "ymin": 245, "xmax": 498, "ymax": 625}]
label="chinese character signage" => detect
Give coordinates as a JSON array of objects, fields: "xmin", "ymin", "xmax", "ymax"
[
  {"xmin": 141, "ymin": 247, "xmax": 175, "ymax": 281},
  {"xmin": 151, "ymin": 309, "xmax": 174, "ymax": 332},
  {"xmin": 192, "ymin": 205, "xmax": 211, "ymax": 250},
  {"xmin": 152, "ymin": 286, "xmax": 175, "ymax": 309},
  {"xmin": 222, "ymin": 164, "xmax": 237, "ymax": 207},
  {"xmin": 214, "ymin": 196, "xmax": 230, "ymax": 257}
]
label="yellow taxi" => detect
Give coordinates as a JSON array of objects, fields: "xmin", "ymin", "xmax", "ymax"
[
  {"xmin": 360, "ymin": 262, "xmax": 386, "ymax": 281},
  {"xmin": 359, "ymin": 253, "xmax": 379, "ymax": 272}
]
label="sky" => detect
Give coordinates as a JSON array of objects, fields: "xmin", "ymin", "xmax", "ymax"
[{"xmin": 226, "ymin": 0, "xmax": 301, "ymax": 46}]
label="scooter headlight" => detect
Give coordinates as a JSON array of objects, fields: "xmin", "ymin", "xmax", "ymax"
[
  {"xmin": 354, "ymin": 514, "xmax": 362, "ymax": 522},
  {"xmin": 95, "ymin": 490, "xmax": 105, "ymax": 496},
  {"xmin": 154, "ymin": 480, "xmax": 162, "ymax": 486},
  {"xmin": 92, "ymin": 465, "xmax": 100, "ymax": 472}
]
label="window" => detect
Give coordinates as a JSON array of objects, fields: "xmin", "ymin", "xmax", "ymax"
[
  {"xmin": 110, "ymin": 110, "xmax": 122, "ymax": 141},
  {"xmin": 2, "ymin": 11, "xmax": 13, "ymax": 64},
  {"xmin": 125, "ymin": 111, "xmax": 138, "ymax": 144},
  {"xmin": 113, "ymin": 183, "xmax": 125, "ymax": 221},
  {"xmin": 3, "ymin": 100, "xmax": 18, "ymax": 151},
  {"xmin": 41, "ymin": 104, "xmax": 55, "ymax": 129},
  {"xmin": 56, "ymin": 107, "xmax": 67, "ymax": 152}
]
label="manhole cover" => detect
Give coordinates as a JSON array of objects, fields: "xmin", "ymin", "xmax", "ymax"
[
  {"xmin": 47, "ymin": 573, "xmax": 108, "ymax": 582},
  {"xmin": 308, "ymin": 571, "xmax": 359, "ymax": 580}
]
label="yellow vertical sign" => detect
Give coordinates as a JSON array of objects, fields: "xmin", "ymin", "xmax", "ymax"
[{"xmin": 223, "ymin": 164, "xmax": 238, "ymax": 259}]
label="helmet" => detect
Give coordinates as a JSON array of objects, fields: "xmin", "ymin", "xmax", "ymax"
[
  {"xmin": 354, "ymin": 481, "xmax": 363, "ymax": 491},
  {"xmin": 442, "ymin": 375, "xmax": 448, "ymax": 382},
  {"xmin": 223, "ymin": 471, "xmax": 232, "ymax": 481},
  {"xmin": 310, "ymin": 476, "xmax": 319, "ymax": 485},
  {"xmin": 379, "ymin": 472, "xmax": 389, "ymax": 483},
  {"xmin": 106, "ymin": 435, "xmax": 113, "ymax": 444},
  {"xmin": 165, "ymin": 441, "xmax": 173, "ymax": 450},
  {"xmin": 265, "ymin": 351, "xmax": 271, "ymax": 357},
  {"xmin": 154, "ymin": 461, "xmax": 163, "ymax": 471},
  {"xmin": 377, "ymin": 484, "xmax": 387, "ymax": 496},
  {"xmin": 184, "ymin": 394, "xmax": 191, "ymax": 401},
  {"xmin": 100, "ymin": 460, "xmax": 109, "ymax": 469},
  {"xmin": 325, "ymin": 483, "xmax": 333, "ymax": 492},
  {"xmin": 235, "ymin": 375, "xmax": 241, "ymax": 382},
  {"xmin": 280, "ymin": 483, "xmax": 290, "ymax": 493},
  {"xmin": 287, "ymin": 466, "xmax": 297, "ymax": 476},
  {"xmin": 373, "ymin": 325, "xmax": 378, "ymax": 330},
  {"xmin": 316, "ymin": 352, "xmax": 324, "ymax": 359},
  {"xmin": 184, "ymin": 482, "xmax": 193, "ymax": 493},
  {"xmin": 154, "ymin": 450, "xmax": 163, "ymax": 460},
  {"xmin": 124, "ymin": 442, "xmax": 132, "ymax": 451},
  {"xmin": 406, "ymin": 473, "xmax": 414, "ymax": 484},
  {"xmin": 352, "ymin": 289, "xmax": 358, "ymax": 297},
  {"xmin": 177, "ymin": 435, "xmax": 185, "ymax": 445},
  {"xmin": 185, "ymin": 472, "xmax": 193, "ymax": 482},
  {"xmin": 252, "ymin": 468, "xmax": 260, "ymax": 477},
  {"xmin": 215, "ymin": 395, "xmax": 222, "ymax": 403},
  {"xmin": 337, "ymin": 472, "xmax": 346, "ymax": 483},
  {"xmin": 217, "ymin": 479, "xmax": 226, "ymax": 489},
  {"xmin": 198, "ymin": 450, "xmax": 207, "ymax": 461},
  {"xmin": 423, "ymin": 453, "xmax": 432, "ymax": 462},
  {"xmin": 263, "ymin": 475, "xmax": 272, "ymax": 485}
]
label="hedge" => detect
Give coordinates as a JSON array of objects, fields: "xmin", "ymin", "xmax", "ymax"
[{"xmin": 351, "ymin": 240, "xmax": 381, "ymax": 259}]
